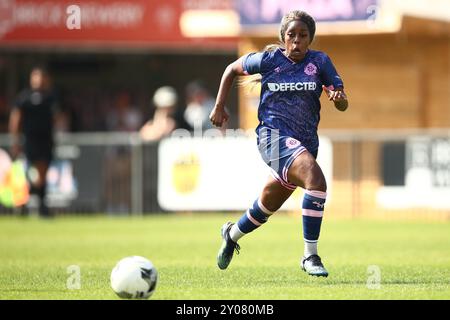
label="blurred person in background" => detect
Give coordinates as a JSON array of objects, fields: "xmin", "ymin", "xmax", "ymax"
[
  {"xmin": 210, "ymin": 10, "xmax": 348, "ymax": 277},
  {"xmin": 9, "ymin": 66, "xmax": 65, "ymax": 217},
  {"xmin": 140, "ymin": 86, "xmax": 191, "ymax": 141},
  {"xmin": 106, "ymin": 91, "xmax": 143, "ymax": 132},
  {"xmin": 184, "ymin": 80, "xmax": 216, "ymax": 130},
  {"xmin": 103, "ymin": 91, "xmax": 143, "ymax": 214}
]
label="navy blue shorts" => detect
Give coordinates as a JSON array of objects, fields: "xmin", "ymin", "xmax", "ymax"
[{"xmin": 257, "ymin": 126, "xmax": 317, "ymax": 190}]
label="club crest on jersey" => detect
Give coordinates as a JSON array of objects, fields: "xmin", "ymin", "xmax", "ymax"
[
  {"xmin": 286, "ymin": 138, "xmax": 301, "ymax": 149},
  {"xmin": 304, "ymin": 63, "xmax": 317, "ymax": 76}
]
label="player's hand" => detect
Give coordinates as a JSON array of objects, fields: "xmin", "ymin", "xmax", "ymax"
[
  {"xmin": 209, "ymin": 106, "xmax": 229, "ymax": 128},
  {"xmin": 322, "ymin": 85, "xmax": 347, "ymax": 101},
  {"xmin": 322, "ymin": 85, "xmax": 348, "ymax": 111}
]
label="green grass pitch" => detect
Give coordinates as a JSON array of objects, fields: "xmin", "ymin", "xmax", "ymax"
[{"xmin": 0, "ymin": 213, "xmax": 449, "ymax": 300}]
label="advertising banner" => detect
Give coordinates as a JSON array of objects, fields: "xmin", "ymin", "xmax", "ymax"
[
  {"xmin": 377, "ymin": 137, "xmax": 450, "ymax": 209},
  {"xmin": 0, "ymin": 0, "xmax": 237, "ymax": 48},
  {"xmin": 239, "ymin": 0, "xmax": 379, "ymax": 27},
  {"xmin": 157, "ymin": 135, "xmax": 333, "ymax": 211}
]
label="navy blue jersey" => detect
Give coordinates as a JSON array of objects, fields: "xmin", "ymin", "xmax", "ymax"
[{"xmin": 243, "ymin": 48, "xmax": 343, "ymax": 153}]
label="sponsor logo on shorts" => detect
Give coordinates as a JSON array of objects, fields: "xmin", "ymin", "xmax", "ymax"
[{"xmin": 286, "ymin": 138, "xmax": 301, "ymax": 149}]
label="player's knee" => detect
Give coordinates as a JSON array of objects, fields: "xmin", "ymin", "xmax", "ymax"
[{"xmin": 307, "ymin": 174, "xmax": 327, "ymax": 192}]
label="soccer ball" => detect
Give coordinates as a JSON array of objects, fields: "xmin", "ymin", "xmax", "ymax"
[{"xmin": 110, "ymin": 256, "xmax": 158, "ymax": 299}]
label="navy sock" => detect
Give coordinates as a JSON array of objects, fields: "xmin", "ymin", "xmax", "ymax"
[
  {"xmin": 302, "ymin": 190, "xmax": 327, "ymax": 243},
  {"xmin": 236, "ymin": 199, "xmax": 272, "ymax": 234}
]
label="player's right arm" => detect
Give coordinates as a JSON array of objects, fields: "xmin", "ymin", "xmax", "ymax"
[
  {"xmin": 8, "ymin": 107, "xmax": 22, "ymax": 159},
  {"xmin": 210, "ymin": 56, "xmax": 247, "ymax": 128}
]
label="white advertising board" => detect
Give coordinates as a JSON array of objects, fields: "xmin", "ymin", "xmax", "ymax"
[{"xmin": 158, "ymin": 136, "xmax": 333, "ymax": 211}]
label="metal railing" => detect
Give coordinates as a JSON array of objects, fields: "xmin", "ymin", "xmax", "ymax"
[{"xmin": 0, "ymin": 129, "xmax": 449, "ymax": 218}]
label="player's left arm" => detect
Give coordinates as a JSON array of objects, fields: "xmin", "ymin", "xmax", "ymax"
[
  {"xmin": 54, "ymin": 109, "xmax": 68, "ymax": 131},
  {"xmin": 51, "ymin": 94, "xmax": 69, "ymax": 132},
  {"xmin": 8, "ymin": 107, "xmax": 22, "ymax": 159},
  {"xmin": 322, "ymin": 85, "xmax": 348, "ymax": 112},
  {"xmin": 320, "ymin": 54, "xmax": 349, "ymax": 112}
]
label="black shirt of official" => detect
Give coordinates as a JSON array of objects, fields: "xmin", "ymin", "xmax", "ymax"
[
  {"xmin": 15, "ymin": 89, "xmax": 58, "ymax": 139},
  {"xmin": 15, "ymin": 89, "xmax": 59, "ymax": 162}
]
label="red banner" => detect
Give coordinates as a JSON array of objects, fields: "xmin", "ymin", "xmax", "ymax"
[{"xmin": 0, "ymin": 0, "xmax": 237, "ymax": 49}]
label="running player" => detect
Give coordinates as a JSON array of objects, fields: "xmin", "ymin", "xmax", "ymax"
[{"xmin": 210, "ymin": 10, "xmax": 348, "ymax": 277}]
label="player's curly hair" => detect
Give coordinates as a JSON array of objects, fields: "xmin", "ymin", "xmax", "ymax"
[
  {"xmin": 238, "ymin": 10, "xmax": 316, "ymax": 89},
  {"xmin": 279, "ymin": 10, "xmax": 316, "ymax": 44}
]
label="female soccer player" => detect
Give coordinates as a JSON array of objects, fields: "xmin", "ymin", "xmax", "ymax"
[{"xmin": 210, "ymin": 10, "xmax": 348, "ymax": 277}]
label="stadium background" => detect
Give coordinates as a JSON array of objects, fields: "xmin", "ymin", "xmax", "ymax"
[{"xmin": 0, "ymin": 0, "xmax": 449, "ymax": 219}]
